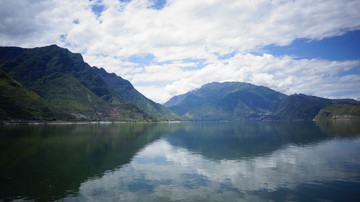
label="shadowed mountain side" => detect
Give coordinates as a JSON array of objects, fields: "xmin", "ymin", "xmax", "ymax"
[
  {"xmin": 274, "ymin": 94, "xmax": 359, "ymax": 121},
  {"xmin": 0, "ymin": 123, "xmax": 179, "ymax": 201}
]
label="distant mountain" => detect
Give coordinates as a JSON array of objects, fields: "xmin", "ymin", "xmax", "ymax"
[
  {"xmin": 164, "ymin": 82, "xmax": 359, "ymax": 121},
  {"xmin": 165, "ymin": 82, "xmax": 287, "ymax": 120},
  {"xmin": 0, "ymin": 45, "xmax": 181, "ymax": 121},
  {"xmin": 163, "ymin": 92, "xmax": 191, "ymax": 108}
]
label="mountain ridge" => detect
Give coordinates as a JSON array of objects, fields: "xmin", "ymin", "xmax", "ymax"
[
  {"xmin": 165, "ymin": 82, "xmax": 359, "ymax": 121},
  {"xmin": 0, "ymin": 45, "xmax": 182, "ymax": 121}
]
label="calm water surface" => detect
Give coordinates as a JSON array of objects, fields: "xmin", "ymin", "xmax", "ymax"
[{"xmin": 1, "ymin": 121, "xmax": 360, "ymax": 201}]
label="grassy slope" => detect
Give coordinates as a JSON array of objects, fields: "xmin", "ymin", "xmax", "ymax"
[
  {"xmin": 313, "ymin": 104, "xmax": 360, "ymax": 120},
  {"xmin": 0, "ymin": 70, "xmax": 70, "ymax": 120}
]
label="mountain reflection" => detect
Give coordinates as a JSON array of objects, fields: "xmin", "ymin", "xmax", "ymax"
[
  {"xmin": 1, "ymin": 121, "xmax": 360, "ymax": 201},
  {"xmin": 166, "ymin": 121, "xmax": 344, "ymax": 160},
  {"xmin": 68, "ymin": 121, "xmax": 360, "ymax": 201},
  {"xmin": 0, "ymin": 123, "xmax": 175, "ymax": 201}
]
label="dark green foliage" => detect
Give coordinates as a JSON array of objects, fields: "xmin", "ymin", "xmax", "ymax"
[
  {"xmin": 165, "ymin": 82, "xmax": 359, "ymax": 121},
  {"xmin": 0, "ymin": 45, "xmax": 161, "ymax": 121}
]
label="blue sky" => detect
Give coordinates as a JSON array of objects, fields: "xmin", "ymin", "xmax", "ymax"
[
  {"xmin": 263, "ymin": 30, "xmax": 360, "ymax": 61},
  {"xmin": 0, "ymin": 0, "xmax": 359, "ymax": 103}
]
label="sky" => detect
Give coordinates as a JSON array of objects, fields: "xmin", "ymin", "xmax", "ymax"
[{"xmin": 0, "ymin": 0, "xmax": 360, "ymax": 103}]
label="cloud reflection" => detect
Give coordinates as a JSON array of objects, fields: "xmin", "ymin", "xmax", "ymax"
[{"xmin": 67, "ymin": 137, "xmax": 360, "ymax": 201}]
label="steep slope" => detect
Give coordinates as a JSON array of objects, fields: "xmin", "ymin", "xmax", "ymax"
[
  {"xmin": 94, "ymin": 67, "xmax": 184, "ymax": 121},
  {"xmin": 0, "ymin": 70, "xmax": 70, "ymax": 120},
  {"xmin": 0, "ymin": 45, "xmax": 152, "ymax": 121},
  {"xmin": 165, "ymin": 82, "xmax": 287, "ymax": 120},
  {"xmin": 165, "ymin": 82, "xmax": 359, "ymax": 121}
]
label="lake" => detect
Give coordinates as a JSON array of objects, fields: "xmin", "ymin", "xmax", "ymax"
[{"xmin": 1, "ymin": 121, "xmax": 360, "ymax": 201}]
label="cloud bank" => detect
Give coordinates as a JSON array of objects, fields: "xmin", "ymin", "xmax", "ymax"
[{"xmin": 1, "ymin": 0, "xmax": 359, "ymax": 103}]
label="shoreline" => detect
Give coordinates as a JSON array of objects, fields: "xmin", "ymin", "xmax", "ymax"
[
  {"xmin": 2, "ymin": 119, "xmax": 358, "ymax": 126},
  {"xmin": 0, "ymin": 120, "xmax": 126, "ymax": 125},
  {"xmin": 0, "ymin": 120, "xmax": 187, "ymax": 125}
]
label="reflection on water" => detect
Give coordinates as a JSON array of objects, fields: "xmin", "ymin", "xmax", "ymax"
[
  {"xmin": 1, "ymin": 121, "xmax": 360, "ymax": 201},
  {"xmin": 0, "ymin": 123, "xmax": 174, "ymax": 201}
]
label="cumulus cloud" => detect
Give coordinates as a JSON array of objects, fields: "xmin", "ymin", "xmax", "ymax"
[
  {"xmin": 0, "ymin": 0, "xmax": 359, "ymax": 103},
  {"xmin": 161, "ymin": 54, "xmax": 360, "ymax": 103}
]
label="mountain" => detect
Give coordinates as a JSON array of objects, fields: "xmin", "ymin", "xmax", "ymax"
[
  {"xmin": 93, "ymin": 67, "xmax": 184, "ymax": 121},
  {"xmin": 274, "ymin": 94, "xmax": 359, "ymax": 121},
  {"xmin": 273, "ymin": 94, "xmax": 332, "ymax": 121},
  {"xmin": 0, "ymin": 69, "xmax": 70, "ymax": 120},
  {"xmin": 0, "ymin": 45, "xmax": 180, "ymax": 121},
  {"xmin": 163, "ymin": 92, "xmax": 191, "ymax": 108},
  {"xmin": 313, "ymin": 104, "xmax": 360, "ymax": 120},
  {"xmin": 164, "ymin": 82, "xmax": 359, "ymax": 121},
  {"xmin": 165, "ymin": 82, "xmax": 287, "ymax": 120}
]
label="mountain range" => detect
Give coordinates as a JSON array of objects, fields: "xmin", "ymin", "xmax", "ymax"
[
  {"xmin": 1, "ymin": 45, "xmax": 359, "ymax": 122},
  {"xmin": 0, "ymin": 45, "xmax": 182, "ymax": 121},
  {"xmin": 164, "ymin": 82, "xmax": 360, "ymax": 121}
]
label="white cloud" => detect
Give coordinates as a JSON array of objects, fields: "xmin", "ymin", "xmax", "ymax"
[
  {"xmin": 162, "ymin": 54, "xmax": 360, "ymax": 103},
  {"xmin": 0, "ymin": 0, "xmax": 359, "ymax": 103},
  {"xmin": 135, "ymin": 85, "xmax": 173, "ymax": 104}
]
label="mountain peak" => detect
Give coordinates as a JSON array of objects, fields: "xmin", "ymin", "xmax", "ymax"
[
  {"xmin": 46, "ymin": 44, "xmax": 61, "ymax": 48},
  {"xmin": 164, "ymin": 81, "xmax": 359, "ymax": 121},
  {"xmin": 0, "ymin": 45, "xmax": 183, "ymax": 121}
]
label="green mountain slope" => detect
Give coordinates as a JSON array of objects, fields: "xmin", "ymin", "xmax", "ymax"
[
  {"xmin": 313, "ymin": 104, "xmax": 360, "ymax": 120},
  {"xmin": 0, "ymin": 70, "xmax": 70, "ymax": 120},
  {"xmin": 94, "ymin": 67, "xmax": 184, "ymax": 121},
  {"xmin": 273, "ymin": 94, "xmax": 331, "ymax": 121},
  {"xmin": 0, "ymin": 45, "xmax": 156, "ymax": 121},
  {"xmin": 165, "ymin": 82, "xmax": 359, "ymax": 121},
  {"xmin": 274, "ymin": 94, "xmax": 359, "ymax": 121}
]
